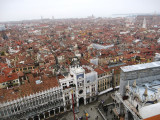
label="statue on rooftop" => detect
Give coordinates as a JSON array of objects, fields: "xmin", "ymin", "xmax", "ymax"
[{"xmin": 132, "ymin": 80, "xmax": 136, "ymax": 88}]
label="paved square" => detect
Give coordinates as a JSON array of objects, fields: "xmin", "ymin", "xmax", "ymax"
[{"xmin": 47, "ymin": 92, "xmax": 114, "ymax": 120}]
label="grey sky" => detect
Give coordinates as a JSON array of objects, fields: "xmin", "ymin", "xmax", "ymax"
[{"xmin": 0, "ymin": 0, "xmax": 160, "ymax": 22}]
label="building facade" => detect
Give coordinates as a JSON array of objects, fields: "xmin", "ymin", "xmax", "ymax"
[
  {"xmin": 59, "ymin": 65, "xmax": 98, "ymax": 109},
  {"xmin": 113, "ymin": 61, "xmax": 160, "ymax": 120},
  {"xmin": 0, "ymin": 87, "xmax": 63, "ymax": 120},
  {"xmin": 0, "ymin": 65, "xmax": 119, "ymax": 120}
]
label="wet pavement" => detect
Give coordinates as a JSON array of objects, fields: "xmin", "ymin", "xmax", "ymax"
[{"xmin": 46, "ymin": 91, "xmax": 116, "ymax": 120}]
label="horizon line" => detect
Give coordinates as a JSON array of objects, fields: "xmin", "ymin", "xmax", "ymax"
[{"xmin": 0, "ymin": 12, "xmax": 159, "ymax": 23}]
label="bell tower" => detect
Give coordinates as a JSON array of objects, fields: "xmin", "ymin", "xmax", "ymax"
[{"xmin": 142, "ymin": 17, "xmax": 147, "ymax": 29}]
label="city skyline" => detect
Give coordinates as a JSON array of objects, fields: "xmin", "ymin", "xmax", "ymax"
[{"xmin": 0, "ymin": 0, "xmax": 160, "ymax": 22}]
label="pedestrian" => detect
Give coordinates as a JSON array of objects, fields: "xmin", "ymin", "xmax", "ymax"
[{"xmin": 91, "ymin": 107, "xmax": 92, "ymax": 110}]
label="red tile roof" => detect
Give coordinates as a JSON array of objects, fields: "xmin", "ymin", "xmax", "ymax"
[
  {"xmin": 144, "ymin": 114, "xmax": 160, "ymax": 120},
  {"xmin": 94, "ymin": 68, "xmax": 105, "ymax": 75},
  {"xmin": 0, "ymin": 73, "xmax": 18, "ymax": 83},
  {"xmin": 0, "ymin": 74, "xmax": 59, "ymax": 102}
]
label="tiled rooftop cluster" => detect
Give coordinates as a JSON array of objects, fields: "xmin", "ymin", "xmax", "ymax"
[{"xmin": 0, "ymin": 15, "xmax": 160, "ymax": 103}]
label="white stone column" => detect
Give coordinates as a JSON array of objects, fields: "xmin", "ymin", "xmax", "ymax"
[
  {"xmin": 11, "ymin": 106, "xmax": 15, "ymax": 114},
  {"xmin": 43, "ymin": 113, "xmax": 45, "ymax": 118},
  {"xmin": 9, "ymin": 106, "xmax": 12, "ymax": 115},
  {"xmin": 77, "ymin": 98, "xmax": 79, "ymax": 107},
  {"xmin": 125, "ymin": 109, "xmax": 128, "ymax": 120},
  {"xmin": 48, "ymin": 111, "xmax": 50, "ymax": 117},
  {"xmin": 62, "ymin": 92, "xmax": 66, "ymax": 111},
  {"xmin": 77, "ymin": 102, "xmax": 79, "ymax": 107},
  {"xmin": 59, "ymin": 107, "xmax": 60, "ymax": 113},
  {"xmin": 64, "ymin": 105, "xmax": 67, "ymax": 112},
  {"xmin": 84, "ymin": 98, "xmax": 86, "ymax": 105},
  {"xmin": 38, "ymin": 115, "xmax": 40, "ymax": 120},
  {"xmin": 4, "ymin": 108, "xmax": 9, "ymax": 116},
  {"xmin": 54, "ymin": 109, "xmax": 55, "ymax": 115},
  {"xmin": 90, "ymin": 86, "xmax": 92, "ymax": 96}
]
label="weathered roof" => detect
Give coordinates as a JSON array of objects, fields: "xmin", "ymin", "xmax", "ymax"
[
  {"xmin": 0, "ymin": 73, "xmax": 18, "ymax": 83},
  {"xmin": 0, "ymin": 74, "xmax": 59, "ymax": 102},
  {"xmin": 121, "ymin": 61, "xmax": 160, "ymax": 72}
]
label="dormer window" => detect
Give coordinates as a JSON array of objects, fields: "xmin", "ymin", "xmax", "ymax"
[{"xmin": 8, "ymin": 75, "xmax": 11, "ymax": 78}]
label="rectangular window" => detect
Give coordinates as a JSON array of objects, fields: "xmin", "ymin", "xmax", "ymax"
[
  {"xmin": 23, "ymin": 68, "xmax": 27, "ymax": 70},
  {"xmin": 28, "ymin": 67, "xmax": 32, "ymax": 69}
]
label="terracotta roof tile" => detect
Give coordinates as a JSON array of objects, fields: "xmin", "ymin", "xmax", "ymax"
[{"xmin": 0, "ymin": 73, "xmax": 18, "ymax": 83}]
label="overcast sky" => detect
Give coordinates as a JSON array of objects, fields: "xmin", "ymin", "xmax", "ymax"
[{"xmin": 0, "ymin": 0, "xmax": 160, "ymax": 22}]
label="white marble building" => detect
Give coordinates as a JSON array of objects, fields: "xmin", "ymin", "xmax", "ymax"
[
  {"xmin": 0, "ymin": 65, "xmax": 100, "ymax": 120},
  {"xmin": 113, "ymin": 61, "xmax": 160, "ymax": 120},
  {"xmin": 59, "ymin": 65, "xmax": 98, "ymax": 110}
]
